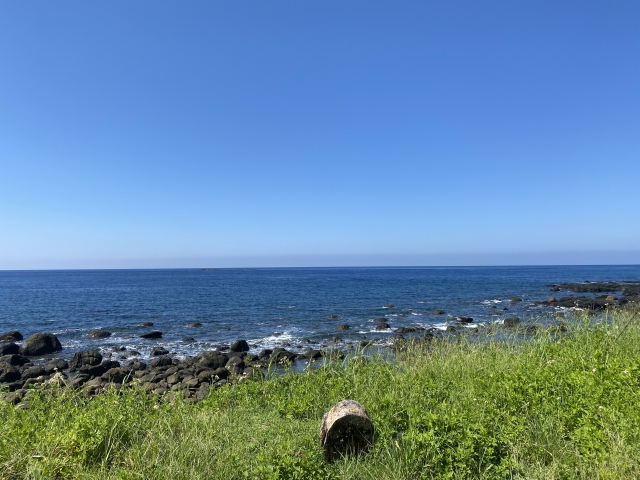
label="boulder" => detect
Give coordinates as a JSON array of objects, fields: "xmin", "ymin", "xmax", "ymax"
[
  {"xmin": 336, "ymin": 325, "xmax": 351, "ymax": 331},
  {"xmin": 87, "ymin": 330, "xmax": 112, "ymax": 339},
  {"xmin": 456, "ymin": 317, "xmax": 473, "ymax": 324},
  {"xmin": 101, "ymin": 360, "xmax": 121, "ymax": 370},
  {"xmin": 140, "ymin": 331, "xmax": 162, "ymax": 339},
  {"xmin": 0, "ymin": 330, "xmax": 23, "ymax": 342},
  {"xmin": 140, "ymin": 322, "xmax": 154, "ymax": 327},
  {"xmin": 70, "ymin": 350, "xmax": 103, "ymax": 369},
  {"xmin": 225, "ymin": 356, "xmax": 245, "ymax": 369},
  {"xmin": 21, "ymin": 366, "xmax": 46, "ymax": 380},
  {"xmin": 0, "ymin": 354, "xmax": 31, "ymax": 367},
  {"xmin": 0, "ymin": 363, "xmax": 21, "ymax": 383},
  {"xmin": 150, "ymin": 356, "xmax": 173, "ymax": 368},
  {"xmin": 432, "ymin": 310, "xmax": 445, "ymax": 315},
  {"xmin": 395, "ymin": 327, "xmax": 416, "ymax": 333},
  {"xmin": 19, "ymin": 333, "xmax": 62, "ymax": 356},
  {"xmin": 504, "ymin": 317, "xmax": 520, "ymax": 328},
  {"xmin": 187, "ymin": 322, "xmax": 202, "ymax": 328},
  {"xmin": 375, "ymin": 323, "xmax": 390, "ymax": 330},
  {"xmin": 270, "ymin": 348, "xmax": 296, "ymax": 364},
  {"xmin": 320, "ymin": 400, "xmax": 374, "ymax": 461},
  {"xmin": 229, "ymin": 340, "xmax": 250, "ymax": 353},
  {"xmin": 0, "ymin": 343, "xmax": 20, "ymax": 356},
  {"xmin": 78, "ymin": 364, "xmax": 107, "ymax": 377},
  {"xmin": 44, "ymin": 358, "xmax": 68, "ymax": 374},
  {"xmin": 102, "ymin": 368, "xmax": 131, "ymax": 384},
  {"xmin": 151, "ymin": 347, "xmax": 170, "ymax": 357},
  {"xmin": 182, "ymin": 337, "xmax": 195, "ymax": 342},
  {"xmin": 510, "ymin": 297, "xmax": 522, "ymax": 303},
  {"xmin": 374, "ymin": 318, "xmax": 388, "ymax": 322},
  {"xmin": 329, "ymin": 314, "xmax": 339, "ymax": 319},
  {"xmin": 194, "ymin": 351, "xmax": 228, "ymax": 369}
]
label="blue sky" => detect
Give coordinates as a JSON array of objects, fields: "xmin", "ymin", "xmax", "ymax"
[{"xmin": 1, "ymin": 1, "xmax": 639, "ymax": 268}]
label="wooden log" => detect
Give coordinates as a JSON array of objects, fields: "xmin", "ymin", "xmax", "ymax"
[{"xmin": 320, "ymin": 400, "xmax": 374, "ymax": 461}]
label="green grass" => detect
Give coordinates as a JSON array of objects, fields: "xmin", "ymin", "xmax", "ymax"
[{"xmin": 2, "ymin": 308, "xmax": 640, "ymax": 479}]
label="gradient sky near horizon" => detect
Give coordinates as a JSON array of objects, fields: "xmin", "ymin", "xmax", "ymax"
[{"xmin": 1, "ymin": 1, "xmax": 639, "ymax": 269}]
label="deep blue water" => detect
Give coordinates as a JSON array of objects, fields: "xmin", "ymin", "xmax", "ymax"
[{"xmin": 1, "ymin": 266, "xmax": 639, "ymax": 361}]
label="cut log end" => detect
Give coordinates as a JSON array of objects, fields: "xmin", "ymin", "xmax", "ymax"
[{"xmin": 320, "ymin": 400, "xmax": 374, "ymax": 461}]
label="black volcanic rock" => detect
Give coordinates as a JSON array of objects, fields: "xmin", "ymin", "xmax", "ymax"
[
  {"xmin": 0, "ymin": 330, "xmax": 23, "ymax": 342},
  {"xmin": 140, "ymin": 331, "xmax": 163, "ymax": 339},
  {"xmin": 229, "ymin": 340, "xmax": 250, "ymax": 352},
  {"xmin": 19, "ymin": 333, "xmax": 62, "ymax": 356}
]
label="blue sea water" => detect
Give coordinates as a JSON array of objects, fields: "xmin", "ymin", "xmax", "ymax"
[{"xmin": 1, "ymin": 266, "xmax": 639, "ymax": 361}]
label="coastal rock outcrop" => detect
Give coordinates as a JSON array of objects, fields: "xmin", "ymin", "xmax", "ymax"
[
  {"xmin": 19, "ymin": 333, "xmax": 62, "ymax": 356},
  {"xmin": 229, "ymin": 340, "xmax": 250, "ymax": 353}
]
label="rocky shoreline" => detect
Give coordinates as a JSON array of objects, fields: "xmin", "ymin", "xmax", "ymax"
[{"xmin": 2, "ymin": 281, "xmax": 639, "ymax": 406}]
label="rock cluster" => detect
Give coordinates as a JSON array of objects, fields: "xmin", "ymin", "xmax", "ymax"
[
  {"xmin": 0, "ymin": 331, "xmax": 335, "ymax": 405},
  {"xmin": 536, "ymin": 282, "xmax": 640, "ymax": 310}
]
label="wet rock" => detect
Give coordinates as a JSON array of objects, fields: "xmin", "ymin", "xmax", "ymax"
[
  {"xmin": 321, "ymin": 400, "xmax": 374, "ymax": 462},
  {"xmin": 87, "ymin": 330, "xmax": 112, "ymax": 339},
  {"xmin": 432, "ymin": 310, "xmax": 445, "ymax": 315},
  {"xmin": 375, "ymin": 323, "xmax": 390, "ymax": 330},
  {"xmin": 336, "ymin": 325, "xmax": 351, "ymax": 331},
  {"xmin": 329, "ymin": 314, "xmax": 339, "ymax": 319},
  {"xmin": 70, "ymin": 350, "xmax": 103, "ymax": 369},
  {"xmin": 140, "ymin": 322, "xmax": 154, "ymax": 327},
  {"xmin": 0, "ymin": 343, "xmax": 20, "ymax": 356},
  {"xmin": 151, "ymin": 347, "xmax": 170, "ymax": 357},
  {"xmin": 258, "ymin": 349, "xmax": 273, "ymax": 359},
  {"xmin": 187, "ymin": 322, "xmax": 202, "ymax": 328},
  {"xmin": 546, "ymin": 297, "xmax": 557, "ymax": 303},
  {"xmin": 328, "ymin": 336, "xmax": 343, "ymax": 343},
  {"xmin": 510, "ymin": 297, "xmax": 523, "ymax": 303},
  {"xmin": 501, "ymin": 307, "xmax": 508, "ymax": 311},
  {"xmin": 229, "ymin": 340, "xmax": 250, "ymax": 353},
  {"xmin": 182, "ymin": 337, "xmax": 195, "ymax": 342},
  {"xmin": 383, "ymin": 304, "xmax": 395, "ymax": 309},
  {"xmin": 504, "ymin": 317, "xmax": 520, "ymax": 328},
  {"xmin": 395, "ymin": 327, "xmax": 417, "ymax": 333},
  {"xmin": 0, "ymin": 354, "xmax": 31, "ymax": 367},
  {"xmin": 140, "ymin": 331, "xmax": 162, "ymax": 339},
  {"xmin": 374, "ymin": 318, "xmax": 388, "ymax": 323},
  {"xmin": 0, "ymin": 363, "xmax": 21, "ymax": 383},
  {"xmin": 19, "ymin": 333, "xmax": 62, "ymax": 356},
  {"xmin": 456, "ymin": 317, "xmax": 473, "ymax": 324},
  {"xmin": 0, "ymin": 330, "xmax": 23, "ymax": 342}
]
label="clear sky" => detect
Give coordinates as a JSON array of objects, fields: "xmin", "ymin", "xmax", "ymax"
[{"xmin": 1, "ymin": 1, "xmax": 639, "ymax": 269}]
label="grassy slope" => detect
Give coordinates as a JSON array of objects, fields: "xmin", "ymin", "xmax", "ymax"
[{"xmin": 2, "ymin": 309, "xmax": 640, "ymax": 479}]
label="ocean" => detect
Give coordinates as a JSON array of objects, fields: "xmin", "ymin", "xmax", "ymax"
[{"xmin": 1, "ymin": 265, "xmax": 639, "ymax": 361}]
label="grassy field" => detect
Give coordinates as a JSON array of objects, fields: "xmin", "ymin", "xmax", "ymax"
[{"xmin": 2, "ymin": 308, "xmax": 640, "ymax": 479}]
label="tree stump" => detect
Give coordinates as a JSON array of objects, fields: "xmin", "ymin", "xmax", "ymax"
[{"xmin": 320, "ymin": 400, "xmax": 374, "ymax": 461}]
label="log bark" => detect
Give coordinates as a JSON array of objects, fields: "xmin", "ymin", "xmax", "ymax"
[{"xmin": 320, "ymin": 400, "xmax": 374, "ymax": 461}]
